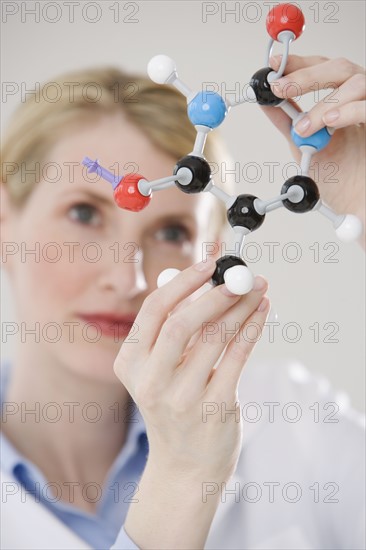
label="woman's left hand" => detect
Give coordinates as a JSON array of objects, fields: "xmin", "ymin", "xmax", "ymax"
[{"xmin": 259, "ymin": 55, "xmax": 365, "ymax": 242}]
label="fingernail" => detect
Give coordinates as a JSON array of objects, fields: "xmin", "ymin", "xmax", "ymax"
[
  {"xmin": 220, "ymin": 285, "xmax": 238, "ymax": 297},
  {"xmin": 194, "ymin": 258, "xmax": 216, "ymax": 272},
  {"xmin": 253, "ymin": 276, "xmax": 267, "ymax": 291},
  {"xmin": 257, "ymin": 296, "xmax": 269, "ymax": 312},
  {"xmin": 295, "ymin": 116, "xmax": 310, "ymax": 134},
  {"xmin": 323, "ymin": 109, "xmax": 340, "ymax": 123}
]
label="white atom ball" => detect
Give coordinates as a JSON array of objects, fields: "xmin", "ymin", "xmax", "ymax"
[
  {"xmin": 147, "ymin": 55, "xmax": 176, "ymax": 84},
  {"xmin": 157, "ymin": 268, "xmax": 181, "ymax": 288},
  {"xmin": 223, "ymin": 265, "xmax": 254, "ymax": 295},
  {"xmin": 336, "ymin": 214, "xmax": 363, "ymax": 242}
]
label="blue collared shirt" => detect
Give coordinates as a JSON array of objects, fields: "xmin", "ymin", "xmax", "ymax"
[{"xmin": 0, "ymin": 361, "xmax": 146, "ymax": 549}]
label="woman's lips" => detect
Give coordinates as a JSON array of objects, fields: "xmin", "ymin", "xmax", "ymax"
[{"xmin": 78, "ymin": 314, "xmax": 136, "ymax": 338}]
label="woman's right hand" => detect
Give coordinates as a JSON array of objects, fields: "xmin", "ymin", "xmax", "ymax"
[
  {"xmin": 114, "ymin": 258, "xmax": 268, "ymax": 480},
  {"xmin": 113, "ymin": 258, "xmax": 269, "ymax": 549}
]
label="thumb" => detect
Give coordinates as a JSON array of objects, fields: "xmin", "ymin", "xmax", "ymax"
[{"xmin": 258, "ymin": 100, "xmax": 301, "ymax": 140}]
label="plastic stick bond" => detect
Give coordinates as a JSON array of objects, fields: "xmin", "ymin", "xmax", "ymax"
[{"xmin": 82, "ymin": 3, "xmax": 362, "ymax": 295}]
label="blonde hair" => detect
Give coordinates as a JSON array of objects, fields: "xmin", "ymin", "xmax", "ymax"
[{"xmin": 1, "ymin": 66, "xmax": 234, "ymax": 236}]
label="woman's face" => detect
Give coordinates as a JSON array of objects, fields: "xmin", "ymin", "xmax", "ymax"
[{"xmin": 2, "ymin": 112, "xmax": 220, "ymax": 383}]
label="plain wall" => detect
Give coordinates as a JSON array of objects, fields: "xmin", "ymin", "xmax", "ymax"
[{"xmin": 1, "ymin": 0, "xmax": 365, "ymax": 411}]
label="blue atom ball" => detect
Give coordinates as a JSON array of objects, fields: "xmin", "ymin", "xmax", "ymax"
[
  {"xmin": 290, "ymin": 125, "xmax": 332, "ymax": 152},
  {"xmin": 187, "ymin": 91, "xmax": 228, "ymax": 129}
]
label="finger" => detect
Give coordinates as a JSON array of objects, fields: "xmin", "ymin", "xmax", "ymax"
[
  {"xmin": 269, "ymin": 57, "xmax": 365, "ymax": 99},
  {"xmin": 150, "ymin": 282, "xmax": 244, "ymax": 377},
  {"xmin": 269, "ymin": 54, "xmax": 330, "ymax": 75},
  {"xmin": 151, "ymin": 275, "xmax": 267, "ymax": 378},
  {"xmin": 323, "ymin": 101, "xmax": 366, "ymax": 128},
  {"xmin": 115, "ymin": 260, "xmax": 217, "ymax": 365},
  {"xmin": 323, "ymin": 100, "xmax": 366, "ymax": 128},
  {"xmin": 169, "ymin": 281, "xmax": 212, "ymax": 317},
  {"xmin": 176, "ymin": 277, "xmax": 269, "ymax": 391},
  {"xmin": 294, "ymin": 73, "xmax": 366, "ymax": 137},
  {"xmin": 209, "ymin": 296, "xmax": 270, "ymax": 395},
  {"xmin": 168, "ymin": 283, "xmax": 214, "ymax": 359},
  {"xmin": 132, "ymin": 259, "xmax": 216, "ymax": 352}
]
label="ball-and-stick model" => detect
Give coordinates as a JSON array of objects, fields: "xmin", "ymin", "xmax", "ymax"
[{"xmin": 82, "ymin": 3, "xmax": 362, "ymax": 295}]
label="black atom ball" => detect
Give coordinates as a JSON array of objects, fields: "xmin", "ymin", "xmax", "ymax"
[
  {"xmin": 281, "ymin": 175, "xmax": 320, "ymax": 213},
  {"xmin": 173, "ymin": 155, "xmax": 211, "ymax": 193},
  {"xmin": 211, "ymin": 255, "xmax": 247, "ymax": 287},
  {"xmin": 250, "ymin": 67, "xmax": 283, "ymax": 106},
  {"xmin": 227, "ymin": 194, "xmax": 265, "ymax": 232}
]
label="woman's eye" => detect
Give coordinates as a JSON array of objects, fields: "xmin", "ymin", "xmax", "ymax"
[
  {"xmin": 155, "ymin": 224, "xmax": 192, "ymax": 244},
  {"xmin": 68, "ymin": 203, "xmax": 102, "ymax": 227}
]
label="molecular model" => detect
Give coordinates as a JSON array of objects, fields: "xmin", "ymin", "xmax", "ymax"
[{"xmin": 82, "ymin": 3, "xmax": 362, "ymax": 296}]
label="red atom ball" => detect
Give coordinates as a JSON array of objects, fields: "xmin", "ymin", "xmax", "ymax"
[
  {"xmin": 266, "ymin": 3, "xmax": 305, "ymax": 41},
  {"xmin": 113, "ymin": 173, "xmax": 151, "ymax": 212}
]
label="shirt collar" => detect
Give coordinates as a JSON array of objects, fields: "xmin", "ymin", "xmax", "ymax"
[{"xmin": 0, "ymin": 361, "xmax": 26, "ymax": 478}]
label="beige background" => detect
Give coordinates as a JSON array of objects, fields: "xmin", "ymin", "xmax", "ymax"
[{"xmin": 1, "ymin": 1, "xmax": 365, "ymax": 410}]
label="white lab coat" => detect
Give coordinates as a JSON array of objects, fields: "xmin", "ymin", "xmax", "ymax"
[{"xmin": 1, "ymin": 359, "xmax": 365, "ymax": 550}]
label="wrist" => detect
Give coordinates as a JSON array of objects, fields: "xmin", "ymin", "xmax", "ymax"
[
  {"xmin": 124, "ymin": 458, "xmax": 222, "ymax": 549},
  {"xmin": 146, "ymin": 451, "xmax": 235, "ymax": 486}
]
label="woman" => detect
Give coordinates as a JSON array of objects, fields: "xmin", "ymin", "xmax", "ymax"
[{"xmin": 1, "ymin": 55, "xmax": 365, "ymax": 549}]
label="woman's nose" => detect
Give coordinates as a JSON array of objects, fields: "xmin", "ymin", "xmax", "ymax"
[{"xmin": 97, "ymin": 247, "xmax": 148, "ymax": 300}]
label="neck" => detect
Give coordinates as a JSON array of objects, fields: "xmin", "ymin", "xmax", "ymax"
[{"xmin": 2, "ymin": 344, "xmax": 132, "ymax": 488}]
